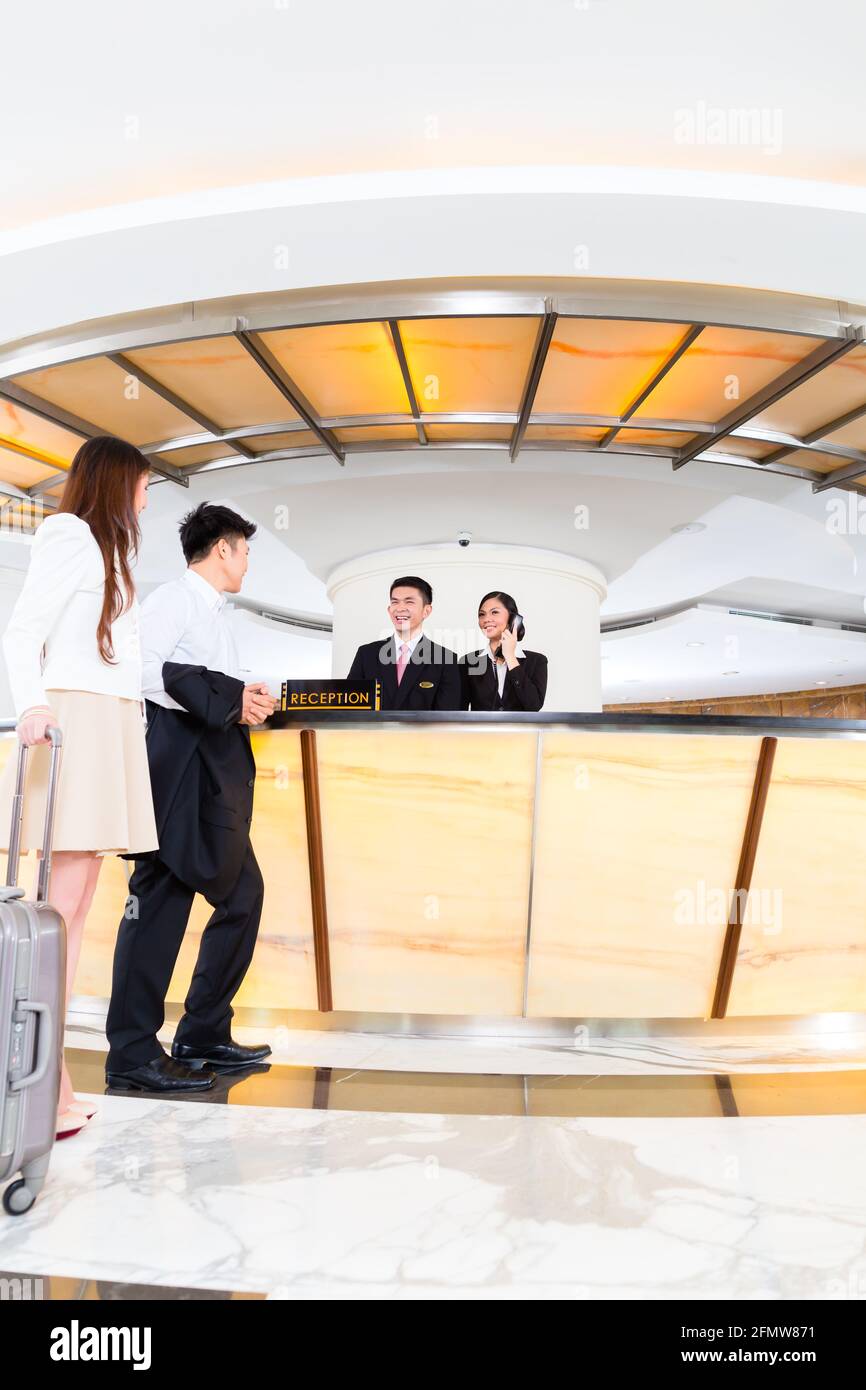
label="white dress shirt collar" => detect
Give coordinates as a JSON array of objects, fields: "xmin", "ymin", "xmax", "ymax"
[
  {"xmin": 392, "ymin": 628, "xmax": 426, "ymax": 657},
  {"xmin": 184, "ymin": 567, "xmax": 227, "ymax": 613}
]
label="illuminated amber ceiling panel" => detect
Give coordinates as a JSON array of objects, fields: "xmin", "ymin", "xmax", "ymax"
[
  {"xmin": 523, "ymin": 425, "xmax": 606, "ymax": 442},
  {"xmin": 9, "ymin": 358, "xmax": 198, "ymax": 446},
  {"xmin": 822, "ymin": 417, "xmax": 866, "ymax": 452},
  {"xmin": 261, "ymin": 321, "xmax": 409, "ymax": 417},
  {"xmin": 0, "ymin": 399, "xmax": 81, "ymax": 470},
  {"xmin": 334, "ymin": 424, "xmax": 419, "ymax": 442},
  {"xmin": 153, "ymin": 442, "xmax": 234, "ymax": 468},
  {"xmin": 777, "ymin": 448, "xmax": 849, "ymax": 475},
  {"xmin": 633, "ymin": 327, "xmax": 822, "ymax": 425},
  {"xmin": 400, "ymin": 317, "xmax": 540, "ymax": 413},
  {"xmin": 124, "ymin": 336, "xmax": 300, "ymax": 430},
  {"xmin": 424, "ymin": 423, "xmax": 514, "ymax": 441},
  {"xmin": 0, "ymin": 445, "xmax": 62, "ymax": 490},
  {"xmin": 534, "ymin": 318, "xmax": 686, "ymax": 417},
  {"xmin": 241, "ymin": 430, "xmax": 322, "ymax": 454},
  {"xmin": 613, "ymin": 428, "xmax": 696, "ymax": 448},
  {"xmin": 747, "ymin": 343, "xmax": 866, "ymax": 438},
  {"xmin": 711, "ymin": 435, "xmax": 780, "ymax": 460}
]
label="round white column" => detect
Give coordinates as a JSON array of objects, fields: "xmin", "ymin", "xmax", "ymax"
[{"xmin": 327, "ymin": 544, "xmax": 607, "ymax": 712}]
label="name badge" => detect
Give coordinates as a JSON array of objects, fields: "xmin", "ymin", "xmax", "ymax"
[{"xmin": 419, "ymin": 680, "xmax": 434, "ymax": 688}]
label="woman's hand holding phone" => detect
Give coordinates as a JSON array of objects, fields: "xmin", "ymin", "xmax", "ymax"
[{"xmin": 499, "ymin": 619, "xmax": 519, "ymax": 665}]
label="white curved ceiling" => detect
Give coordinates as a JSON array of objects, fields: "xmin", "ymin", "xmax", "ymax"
[{"xmin": 4, "ymin": 0, "xmax": 866, "ymax": 235}]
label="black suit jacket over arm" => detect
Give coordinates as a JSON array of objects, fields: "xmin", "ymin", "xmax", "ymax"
[{"xmin": 135, "ymin": 661, "xmax": 257, "ymax": 903}]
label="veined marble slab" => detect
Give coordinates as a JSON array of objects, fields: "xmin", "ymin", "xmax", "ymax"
[
  {"xmin": 527, "ymin": 733, "xmax": 761, "ymax": 1017},
  {"xmin": 1, "ymin": 1096, "xmax": 865, "ymax": 1300},
  {"xmin": 730, "ymin": 737, "xmax": 866, "ymax": 1017},
  {"xmin": 317, "ymin": 730, "xmax": 537, "ymax": 1014}
]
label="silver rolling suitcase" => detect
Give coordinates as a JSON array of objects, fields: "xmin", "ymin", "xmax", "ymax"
[{"xmin": 0, "ymin": 726, "xmax": 65, "ymax": 1217}]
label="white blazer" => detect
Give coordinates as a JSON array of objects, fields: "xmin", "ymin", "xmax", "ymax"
[{"xmin": 3, "ymin": 512, "xmax": 143, "ymax": 719}]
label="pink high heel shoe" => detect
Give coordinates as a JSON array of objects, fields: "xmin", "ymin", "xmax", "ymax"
[
  {"xmin": 56, "ymin": 1110, "xmax": 88, "ymax": 1141},
  {"xmin": 69, "ymin": 1100, "xmax": 98, "ymax": 1120}
]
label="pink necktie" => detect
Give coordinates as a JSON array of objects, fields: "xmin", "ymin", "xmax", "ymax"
[{"xmin": 396, "ymin": 642, "xmax": 410, "ymax": 685}]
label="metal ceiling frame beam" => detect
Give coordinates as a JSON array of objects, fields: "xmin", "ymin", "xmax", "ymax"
[
  {"xmin": 64, "ymin": 408, "xmax": 866, "ymax": 477},
  {"xmin": 510, "ymin": 304, "xmax": 557, "ymax": 461},
  {"xmin": 107, "ymin": 352, "xmax": 254, "ymax": 462},
  {"xmin": 0, "ymin": 380, "xmax": 188, "ymax": 489},
  {"xmin": 1, "ymin": 280, "xmax": 854, "ymax": 380},
  {"xmin": 233, "ymin": 330, "xmax": 344, "ymax": 465},
  {"xmin": 0, "ymin": 479, "xmax": 32, "ymax": 502},
  {"xmin": 599, "ymin": 324, "xmax": 704, "ymax": 449},
  {"xmin": 0, "ymin": 380, "xmax": 98, "ymax": 439},
  {"xmin": 812, "ymin": 455, "xmax": 866, "ymax": 492},
  {"xmin": 135, "ymin": 433, "xmax": 866, "ymax": 501},
  {"xmin": 760, "ymin": 395, "xmax": 866, "ymax": 471},
  {"xmin": 672, "ymin": 331, "xmax": 862, "ymax": 470},
  {"xmin": 387, "ymin": 319, "xmax": 427, "ymax": 445}
]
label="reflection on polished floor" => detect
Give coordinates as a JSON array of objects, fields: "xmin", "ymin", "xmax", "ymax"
[
  {"xmin": 1, "ymin": 1014, "xmax": 866, "ymax": 1300},
  {"xmin": 70, "ymin": 1048, "xmax": 866, "ymax": 1119}
]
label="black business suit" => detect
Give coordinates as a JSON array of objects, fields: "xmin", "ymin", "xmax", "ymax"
[
  {"xmin": 348, "ymin": 633, "xmax": 461, "ymax": 711},
  {"xmin": 459, "ymin": 649, "xmax": 548, "ymax": 711},
  {"xmin": 106, "ymin": 661, "xmax": 264, "ymax": 1072}
]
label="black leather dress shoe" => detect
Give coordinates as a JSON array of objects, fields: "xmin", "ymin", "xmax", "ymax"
[
  {"xmin": 105, "ymin": 1056, "xmax": 216, "ymax": 1092},
  {"xmin": 171, "ymin": 1039, "xmax": 272, "ymax": 1069}
]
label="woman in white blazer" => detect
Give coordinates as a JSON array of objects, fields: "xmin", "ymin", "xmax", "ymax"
[{"xmin": 0, "ymin": 436, "xmax": 158, "ymax": 1138}]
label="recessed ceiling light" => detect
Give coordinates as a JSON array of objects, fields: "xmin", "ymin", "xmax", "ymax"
[
  {"xmin": 815, "ymin": 680, "xmax": 827, "ymax": 686},
  {"xmin": 671, "ymin": 522, "xmax": 707, "ymax": 535},
  {"xmin": 686, "ymin": 641, "xmax": 705, "ymax": 648}
]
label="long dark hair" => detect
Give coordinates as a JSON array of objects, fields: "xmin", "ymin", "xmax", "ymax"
[
  {"xmin": 58, "ymin": 436, "xmax": 150, "ymax": 664},
  {"xmin": 478, "ymin": 590, "xmax": 525, "ymax": 642}
]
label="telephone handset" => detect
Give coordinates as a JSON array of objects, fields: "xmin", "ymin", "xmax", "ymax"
[{"xmin": 493, "ymin": 613, "xmax": 525, "ymax": 662}]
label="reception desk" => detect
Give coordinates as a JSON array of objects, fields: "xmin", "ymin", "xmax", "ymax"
[{"xmin": 4, "ymin": 711, "xmax": 866, "ymax": 1030}]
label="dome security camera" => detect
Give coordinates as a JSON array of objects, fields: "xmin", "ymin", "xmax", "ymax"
[{"xmin": 457, "ymin": 530, "xmax": 472, "ymax": 547}]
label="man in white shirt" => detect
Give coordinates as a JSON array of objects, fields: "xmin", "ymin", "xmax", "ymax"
[{"xmin": 106, "ymin": 504, "xmax": 277, "ymax": 1092}]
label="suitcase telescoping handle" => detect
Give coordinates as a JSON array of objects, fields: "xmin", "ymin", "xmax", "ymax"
[{"xmin": 5, "ymin": 725, "xmax": 63, "ymax": 904}]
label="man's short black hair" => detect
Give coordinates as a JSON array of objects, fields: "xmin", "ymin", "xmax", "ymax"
[
  {"xmin": 179, "ymin": 503, "xmax": 257, "ymax": 564},
  {"xmin": 390, "ymin": 575, "xmax": 433, "ymax": 606}
]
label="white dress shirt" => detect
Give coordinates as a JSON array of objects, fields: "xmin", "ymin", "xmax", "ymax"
[
  {"xmin": 141, "ymin": 568, "xmax": 241, "ymax": 712},
  {"xmin": 391, "ymin": 628, "xmax": 425, "ymax": 661},
  {"xmin": 3, "ymin": 512, "xmax": 142, "ymax": 719},
  {"xmin": 489, "ymin": 644, "xmax": 525, "ymax": 697}
]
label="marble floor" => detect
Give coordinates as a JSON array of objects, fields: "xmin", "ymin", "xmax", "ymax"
[
  {"xmin": 2, "ymin": 1006, "xmax": 866, "ymax": 1300},
  {"xmin": 3, "ymin": 1094, "xmax": 866, "ymax": 1299}
]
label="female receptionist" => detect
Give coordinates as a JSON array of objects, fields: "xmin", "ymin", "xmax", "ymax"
[{"xmin": 459, "ymin": 591, "xmax": 548, "ymax": 711}]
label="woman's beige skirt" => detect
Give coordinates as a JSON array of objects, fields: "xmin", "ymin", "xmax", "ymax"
[{"xmin": 0, "ymin": 689, "xmax": 159, "ymax": 855}]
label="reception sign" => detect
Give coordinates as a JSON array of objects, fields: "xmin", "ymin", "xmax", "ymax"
[{"xmin": 280, "ymin": 679, "xmax": 380, "ymax": 711}]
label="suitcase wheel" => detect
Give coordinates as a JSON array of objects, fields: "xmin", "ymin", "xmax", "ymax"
[{"xmin": 2, "ymin": 1180, "xmax": 36, "ymax": 1216}]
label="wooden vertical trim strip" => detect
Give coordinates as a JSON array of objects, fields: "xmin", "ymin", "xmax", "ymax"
[
  {"xmin": 299, "ymin": 728, "xmax": 333, "ymax": 1012},
  {"xmin": 711, "ymin": 735, "xmax": 778, "ymax": 1019}
]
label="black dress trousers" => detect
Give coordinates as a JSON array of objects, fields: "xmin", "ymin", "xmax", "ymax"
[{"xmin": 105, "ymin": 843, "xmax": 264, "ymax": 1072}]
